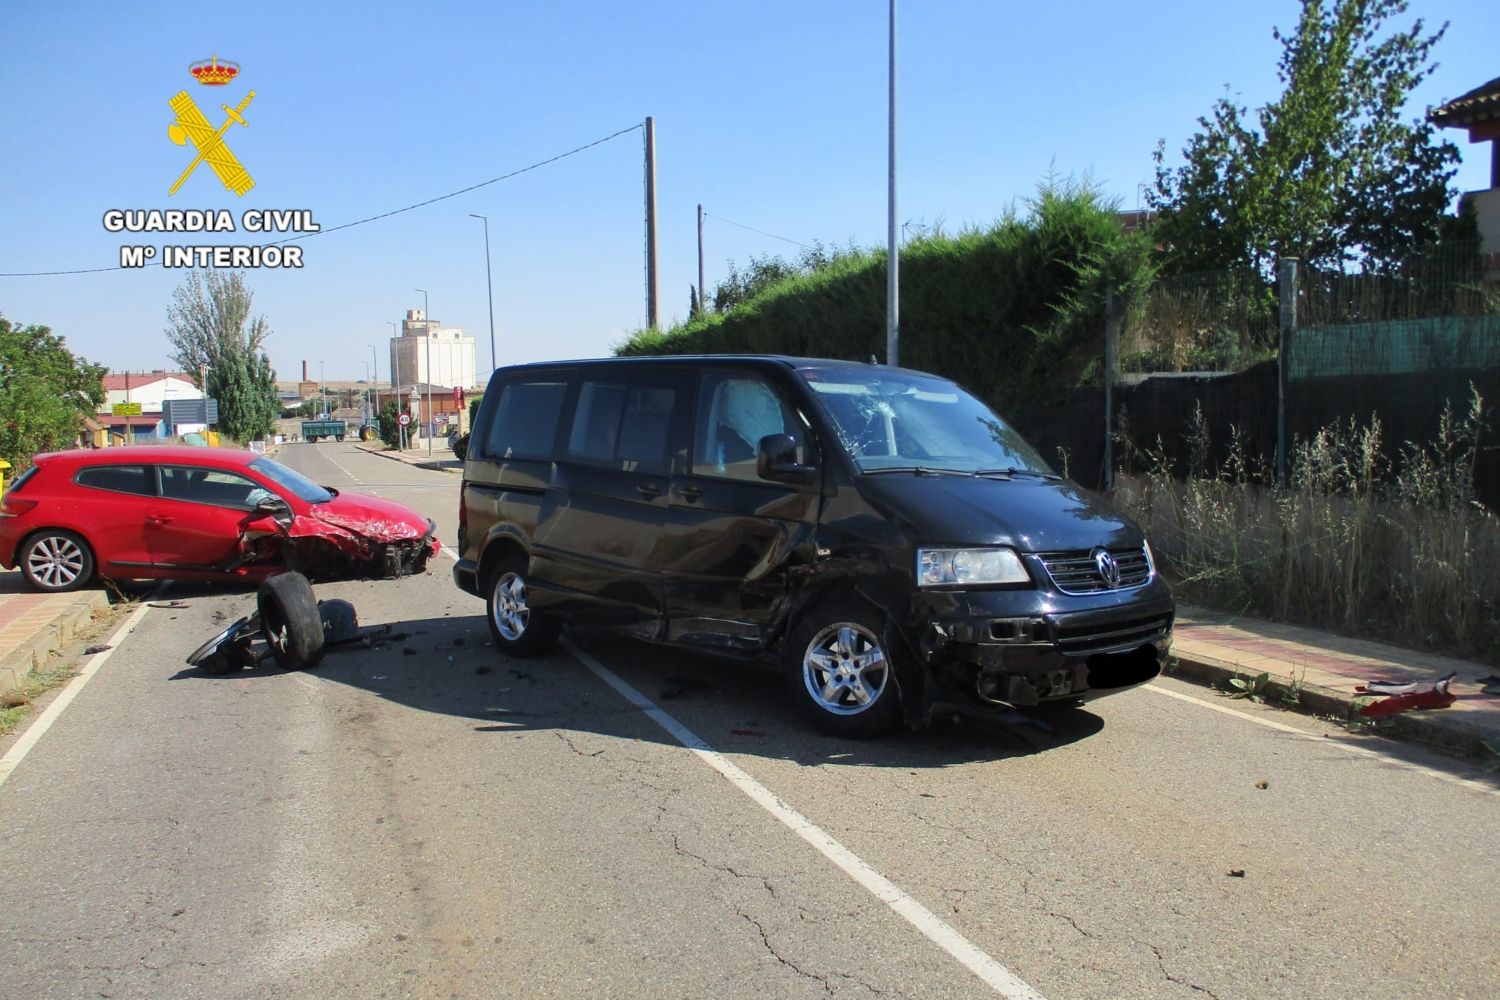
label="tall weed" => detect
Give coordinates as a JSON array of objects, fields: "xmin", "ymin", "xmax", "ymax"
[{"xmin": 1114, "ymin": 388, "xmax": 1499, "ymax": 663}]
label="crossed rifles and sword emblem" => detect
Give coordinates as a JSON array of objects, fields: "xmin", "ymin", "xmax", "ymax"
[{"xmin": 167, "ymin": 89, "xmax": 256, "ymax": 196}]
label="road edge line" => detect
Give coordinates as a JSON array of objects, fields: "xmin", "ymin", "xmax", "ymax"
[
  {"xmin": 0, "ymin": 586, "xmax": 165, "ymax": 788},
  {"xmin": 560, "ymin": 636, "xmax": 1046, "ymax": 1000}
]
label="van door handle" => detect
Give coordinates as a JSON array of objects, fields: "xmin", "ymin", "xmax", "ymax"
[
  {"xmin": 636, "ymin": 483, "xmax": 660, "ymax": 499},
  {"xmin": 678, "ymin": 486, "xmax": 702, "ymax": 503}
]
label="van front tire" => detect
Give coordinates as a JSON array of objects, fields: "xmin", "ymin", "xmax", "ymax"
[
  {"xmin": 486, "ymin": 556, "xmax": 560, "ymax": 656},
  {"xmin": 784, "ymin": 601, "xmax": 901, "ymax": 737}
]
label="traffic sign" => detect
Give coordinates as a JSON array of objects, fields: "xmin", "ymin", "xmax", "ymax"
[{"xmin": 398, "ymin": 413, "xmax": 411, "ymax": 426}]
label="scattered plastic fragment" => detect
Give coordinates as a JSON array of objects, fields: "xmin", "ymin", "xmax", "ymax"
[
  {"xmin": 1357, "ymin": 672, "xmax": 1457, "ymax": 718},
  {"xmin": 1254, "ymin": 779, "xmax": 1269, "ymax": 790},
  {"xmin": 1227, "ymin": 868, "xmax": 1246, "ymax": 878},
  {"xmin": 83, "ymin": 644, "xmax": 112, "ymax": 655}
]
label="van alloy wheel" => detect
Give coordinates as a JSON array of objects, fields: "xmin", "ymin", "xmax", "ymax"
[
  {"xmin": 492, "ymin": 571, "xmax": 530, "ymax": 641},
  {"xmin": 485, "ymin": 557, "xmax": 560, "ymax": 656},
  {"xmin": 784, "ymin": 602, "xmax": 901, "ymax": 737},
  {"xmin": 802, "ymin": 621, "xmax": 890, "ymax": 715}
]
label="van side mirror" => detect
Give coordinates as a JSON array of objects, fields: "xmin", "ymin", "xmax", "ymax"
[{"xmin": 756, "ymin": 433, "xmax": 816, "ymax": 485}]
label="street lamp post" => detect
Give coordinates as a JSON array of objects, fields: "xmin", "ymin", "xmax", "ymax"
[
  {"xmin": 416, "ymin": 288, "xmax": 432, "ymax": 457},
  {"xmin": 319, "ymin": 361, "xmax": 326, "ymax": 421},
  {"xmin": 367, "ymin": 343, "xmax": 379, "ymax": 432},
  {"xmin": 469, "ymin": 213, "xmax": 496, "ymax": 373},
  {"xmin": 387, "ymin": 321, "xmax": 404, "ymax": 450}
]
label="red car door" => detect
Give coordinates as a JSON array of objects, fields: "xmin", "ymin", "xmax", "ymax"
[
  {"xmin": 68, "ymin": 464, "xmax": 159, "ymax": 572},
  {"xmin": 146, "ymin": 465, "xmax": 281, "ymax": 572}
]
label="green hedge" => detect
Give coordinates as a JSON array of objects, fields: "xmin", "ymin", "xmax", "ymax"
[{"xmin": 617, "ymin": 183, "xmax": 1154, "ymax": 413}]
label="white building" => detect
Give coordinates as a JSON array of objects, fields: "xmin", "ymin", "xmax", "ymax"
[
  {"xmin": 390, "ymin": 309, "xmax": 477, "ymax": 391},
  {"xmin": 100, "ymin": 371, "xmax": 203, "ymax": 412}
]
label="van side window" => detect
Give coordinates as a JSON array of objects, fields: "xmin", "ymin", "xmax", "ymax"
[
  {"xmin": 567, "ymin": 380, "xmax": 677, "ymax": 469},
  {"xmin": 481, "ymin": 381, "xmax": 567, "ymax": 459},
  {"xmin": 692, "ymin": 374, "xmax": 806, "ymax": 482}
]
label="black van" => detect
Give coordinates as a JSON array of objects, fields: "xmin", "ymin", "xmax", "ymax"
[{"xmin": 454, "ymin": 356, "xmax": 1172, "ymax": 736}]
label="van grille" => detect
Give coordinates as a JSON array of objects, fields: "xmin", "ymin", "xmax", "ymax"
[
  {"xmin": 1038, "ymin": 546, "xmax": 1151, "ymax": 595},
  {"xmin": 1054, "ymin": 612, "xmax": 1173, "ymax": 654}
]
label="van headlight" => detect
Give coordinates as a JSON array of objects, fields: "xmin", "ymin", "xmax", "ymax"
[{"xmin": 917, "ymin": 547, "xmax": 1030, "ymax": 587}]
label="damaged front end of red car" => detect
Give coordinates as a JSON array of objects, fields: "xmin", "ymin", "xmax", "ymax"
[{"xmin": 236, "ymin": 504, "xmax": 440, "ymax": 581}]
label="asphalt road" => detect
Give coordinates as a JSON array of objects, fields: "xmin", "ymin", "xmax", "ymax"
[{"xmin": 2, "ymin": 441, "xmax": 1497, "ymax": 999}]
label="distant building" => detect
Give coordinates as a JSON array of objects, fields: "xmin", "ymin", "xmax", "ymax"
[
  {"xmin": 1430, "ymin": 76, "xmax": 1500, "ymax": 280},
  {"xmin": 98, "ymin": 370, "xmax": 204, "ymax": 440},
  {"xmin": 390, "ymin": 309, "xmax": 477, "ymax": 392}
]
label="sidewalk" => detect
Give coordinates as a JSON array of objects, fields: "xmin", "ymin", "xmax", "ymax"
[
  {"xmin": 0, "ymin": 573, "xmax": 110, "ymax": 700},
  {"xmin": 353, "ymin": 440, "xmax": 462, "ymax": 474},
  {"xmin": 1171, "ymin": 605, "xmax": 1500, "ymax": 760}
]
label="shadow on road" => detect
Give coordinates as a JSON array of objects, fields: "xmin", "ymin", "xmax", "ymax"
[{"xmin": 168, "ymin": 604, "xmax": 1109, "ymax": 769}]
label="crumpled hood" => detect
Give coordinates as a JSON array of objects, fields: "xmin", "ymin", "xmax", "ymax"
[
  {"xmin": 297, "ymin": 491, "xmax": 434, "ymax": 544},
  {"xmin": 854, "ymin": 474, "xmax": 1142, "ymax": 553}
]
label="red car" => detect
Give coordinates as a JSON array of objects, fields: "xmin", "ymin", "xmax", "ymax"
[{"xmin": 0, "ymin": 446, "xmax": 439, "ymax": 592}]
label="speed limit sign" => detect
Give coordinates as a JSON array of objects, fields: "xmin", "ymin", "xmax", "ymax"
[{"xmin": 398, "ymin": 413, "xmax": 411, "ymax": 426}]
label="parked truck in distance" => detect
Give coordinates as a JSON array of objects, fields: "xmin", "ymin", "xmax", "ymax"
[{"xmin": 301, "ymin": 419, "xmax": 348, "ymax": 442}]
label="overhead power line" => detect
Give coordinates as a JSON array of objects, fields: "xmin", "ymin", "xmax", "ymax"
[
  {"xmin": 704, "ymin": 212, "xmax": 813, "ymax": 250},
  {"xmin": 0, "ymin": 123, "xmax": 644, "ymax": 278}
]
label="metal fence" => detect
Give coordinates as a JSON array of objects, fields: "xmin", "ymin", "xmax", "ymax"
[{"xmin": 1085, "ymin": 243, "xmax": 1500, "ymax": 500}]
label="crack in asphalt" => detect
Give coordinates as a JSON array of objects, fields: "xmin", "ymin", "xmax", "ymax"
[
  {"xmin": 1147, "ymin": 942, "xmax": 1224, "ymax": 999},
  {"xmin": 736, "ymin": 907, "xmax": 836, "ymax": 996},
  {"xmin": 553, "ymin": 731, "xmax": 605, "ymax": 757}
]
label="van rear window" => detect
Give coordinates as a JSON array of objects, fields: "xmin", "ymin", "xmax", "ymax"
[{"xmin": 481, "ymin": 381, "xmax": 567, "ymax": 459}]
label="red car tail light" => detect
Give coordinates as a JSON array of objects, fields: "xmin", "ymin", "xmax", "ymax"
[{"xmin": 0, "ymin": 497, "xmax": 38, "ymax": 518}]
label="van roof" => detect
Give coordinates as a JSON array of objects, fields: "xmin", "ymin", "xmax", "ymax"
[{"xmin": 491, "ymin": 355, "xmax": 932, "ymax": 377}]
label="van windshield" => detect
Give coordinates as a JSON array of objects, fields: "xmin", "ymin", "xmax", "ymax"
[{"xmin": 796, "ymin": 367, "xmax": 1055, "ymax": 477}]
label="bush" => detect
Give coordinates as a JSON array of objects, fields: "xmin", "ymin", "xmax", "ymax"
[
  {"xmin": 616, "ymin": 180, "xmax": 1155, "ymax": 414},
  {"xmin": 1113, "ymin": 388, "xmax": 1499, "ymax": 664}
]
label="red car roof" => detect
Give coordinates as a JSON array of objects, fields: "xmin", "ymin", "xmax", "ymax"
[{"xmin": 33, "ymin": 446, "xmax": 260, "ymax": 469}]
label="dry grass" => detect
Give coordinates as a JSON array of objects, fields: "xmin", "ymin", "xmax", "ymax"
[{"xmin": 1113, "ymin": 388, "xmax": 1499, "ymax": 664}]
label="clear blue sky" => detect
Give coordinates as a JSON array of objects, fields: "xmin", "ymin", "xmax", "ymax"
[{"xmin": 1, "ymin": 1, "xmax": 1494, "ymax": 384}]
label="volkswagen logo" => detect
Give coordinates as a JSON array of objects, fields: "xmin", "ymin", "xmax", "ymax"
[{"xmin": 1092, "ymin": 548, "xmax": 1122, "ymax": 588}]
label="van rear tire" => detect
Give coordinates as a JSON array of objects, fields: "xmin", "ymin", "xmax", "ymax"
[
  {"xmin": 783, "ymin": 600, "xmax": 902, "ymax": 737},
  {"xmin": 485, "ymin": 556, "xmax": 560, "ymax": 656}
]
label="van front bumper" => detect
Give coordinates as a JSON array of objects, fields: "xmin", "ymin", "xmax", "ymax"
[{"xmin": 913, "ymin": 584, "xmax": 1175, "ymax": 709}]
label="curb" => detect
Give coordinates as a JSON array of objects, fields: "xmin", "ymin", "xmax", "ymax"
[
  {"xmin": 1167, "ymin": 650, "xmax": 1497, "ymax": 762},
  {"xmin": 0, "ymin": 591, "xmax": 110, "ymax": 701},
  {"xmin": 355, "ymin": 444, "xmax": 461, "ymax": 474}
]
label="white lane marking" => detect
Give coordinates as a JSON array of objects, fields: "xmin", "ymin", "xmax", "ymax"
[
  {"xmin": 0, "ymin": 584, "xmax": 167, "ymax": 788},
  {"xmin": 1142, "ymin": 684, "xmax": 1500, "ymax": 798},
  {"xmin": 560, "ymin": 636, "xmax": 1046, "ymax": 1000},
  {"xmin": 438, "ymin": 545, "xmax": 458, "ymax": 562},
  {"xmin": 322, "ymin": 448, "xmax": 362, "ymax": 485}
]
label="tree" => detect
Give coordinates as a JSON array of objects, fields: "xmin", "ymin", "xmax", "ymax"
[
  {"xmin": 164, "ymin": 270, "xmax": 280, "ymax": 442},
  {"xmin": 1148, "ymin": 0, "xmax": 1459, "ymax": 275},
  {"xmin": 0, "ymin": 315, "xmax": 106, "ymax": 469},
  {"xmin": 376, "ymin": 399, "xmax": 403, "ymax": 448}
]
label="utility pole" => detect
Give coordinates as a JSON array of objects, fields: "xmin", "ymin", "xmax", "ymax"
[
  {"xmin": 886, "ymin": 0, "xmax": 900, "ymax": 367},
  {"xmin": 389, "ymin": 320, "xmax": 405, "ymax": 450},
  {"xmin": 416, "ymin": 288, "xmax": 432, "ymax": 458},
  {"xmin": 645, "ymin": 116, "xmax": 659, "ymax": 329},
  {"xmin": 470, "ymin": 213, "xmax": 497, "ymax": 372},
  {"xmin": 696, "ymin": 203, "xmax": 705, "ymax": 317}
]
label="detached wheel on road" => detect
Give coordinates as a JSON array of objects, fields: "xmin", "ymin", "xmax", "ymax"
[
  {"xmin": 784, "ymin": 600, "xmax": 902, "ymax": 737},
  {"xmin": 485, "ymin": 555, "xmax": 559, "ymax": 656},
  {"xmin": 19, "ymin": 529, "xmax": 95, "ymax": 593},
  {"xmin": 257, "ymin": 571, "xmax": 325, "ymax": 669}
]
